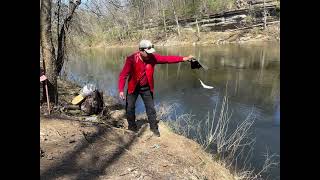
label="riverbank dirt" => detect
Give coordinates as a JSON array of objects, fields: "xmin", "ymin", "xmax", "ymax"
[{"xmin": 40, "ymin": 79, "xmax": 235, "ymax": 180}]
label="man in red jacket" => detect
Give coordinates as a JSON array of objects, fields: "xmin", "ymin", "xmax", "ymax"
[{"xmin": 118, "ymin": 40, "xmax": 193, "ymax": 137}]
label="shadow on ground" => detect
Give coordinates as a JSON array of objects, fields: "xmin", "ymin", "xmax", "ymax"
[{"xmin": 40, "ymin": 115, "xmax": 149, "ymax": 180}]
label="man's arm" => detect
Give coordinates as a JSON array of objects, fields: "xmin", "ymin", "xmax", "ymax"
[
  {"xmin": 153, "ymin": 53, "xmax": 193, "ymax": 64},
  {"xmin": 118, "ymin": 56, "xmax": 133, "ymax": 99}
]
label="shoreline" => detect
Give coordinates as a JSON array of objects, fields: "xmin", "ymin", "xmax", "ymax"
[
  {"xmin": 76, "ymin": 24, "xmax": 280, "ymax": 50},
  {"xmin": 85, "ymin": 40, "xmax": 279, "ymax": 49},
  {"xmin": 40, "ymin": 78, "xmax": 237, "ymax": 179}
]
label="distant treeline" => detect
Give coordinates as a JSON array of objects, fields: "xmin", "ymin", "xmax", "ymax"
[{"xmin": 49, "ymin": 0, "xmax": 280, "ymax": 47}]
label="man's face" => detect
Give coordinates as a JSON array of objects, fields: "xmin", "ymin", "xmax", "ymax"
[{"xmin": 140, "ymin": 50, "xmax": 150, "ymax": 59}]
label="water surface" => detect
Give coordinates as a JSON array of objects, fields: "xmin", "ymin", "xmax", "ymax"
[{"xmin": 63, "ymin": 43, "xmax": 280, "ymax": 179}]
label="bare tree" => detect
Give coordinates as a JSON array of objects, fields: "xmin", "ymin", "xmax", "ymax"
[
  {"xmin": 56, "ymin": 0, "xmax": 81, "ymax": 75},
  {"xmin": 171, "ymin": 0, "xmax": 180, "ymax": 36},
  {"xmin": 159, "ymin": 0, "xmax": 168, "ymax": 37},
  {"xmin": 40, "ymin": 0, "xmax": 81, "ymax": 105},
  {"xmin": 41, "ymin": 0, "xmax": 58, "ymax": 104}
]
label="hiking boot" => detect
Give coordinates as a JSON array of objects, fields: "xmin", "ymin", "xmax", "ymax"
[
  {"xmin": 127, "ymin": 115, "xmax": 138, "ymax": 132},
  {"xmin": 128, "ymin": 123, "xmax": 138, "ymax": 132},
  {"xmin": 150, "ymin": 127, "xmax": 160, "ymax": 137}
]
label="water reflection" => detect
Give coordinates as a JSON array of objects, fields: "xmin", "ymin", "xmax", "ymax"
[
  {"xmin": 63, "ymin": 43, "xmax": 280, "ymax": 123},
  {"xmin": 273, "ymin": 95, "xmax": 280, "ymax": 126}
]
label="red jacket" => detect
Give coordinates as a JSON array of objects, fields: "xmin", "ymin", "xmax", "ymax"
[{"xmin": 118, "ymin": 51, "xmax": 184, "ymax": 94}]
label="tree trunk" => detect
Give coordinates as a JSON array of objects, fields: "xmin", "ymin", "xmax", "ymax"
[
  {"xmin": 142, "ymin": 1, "xmax": 146, "ymax": 37},
  {"xmin": 40, "ymin": 0, "xmax": 58, "ymax": 104},
  {"xmin": 196, "ymin": 18, "xmax": 201, "ymax": 40},
  {"xmin": 57, "ymin": 0, "xmax": 61, "ymax": 38},
  {"xmin": 156, "ymin": 0, "xmax": 160, "ymax": 17},
  {"xmin": 162, "ymin": 9, "xmax": 167, "ymax": 37},
  {"xmin": 171, "ymin": 0, "xmax": 180, "ymax": 36},
  {"xmin": 56, "ymin": 0, "xmax": 81, "ymax": 75},
  {"xmin": 160, "ymin": 0, "xmax": 167, "ymax": 38},
  {"xmin": 263, "ymin": 0, "xmax": 267, "ymax": 29},
  {"xmin": 125, "ymin": 18, "xmax": 131, "ymax": 40}
]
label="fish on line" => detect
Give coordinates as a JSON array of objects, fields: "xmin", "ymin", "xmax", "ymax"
[{"xmin": 199, "ymin": 79, "xmax": 214, "ymax": 89}]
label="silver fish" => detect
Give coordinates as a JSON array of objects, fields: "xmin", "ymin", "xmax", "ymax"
[{"xmin": 199, "ymin": 79, "xmax": 214, "ymax": 89}]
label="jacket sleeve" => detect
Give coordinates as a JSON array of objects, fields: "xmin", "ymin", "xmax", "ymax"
[
  {"xmin": 118, "ymin": 56, "xmax": 133, "ymax": 93},
  {"xmin": 153, "ymin": 53, "xmax": 184, "ymax": 64}
]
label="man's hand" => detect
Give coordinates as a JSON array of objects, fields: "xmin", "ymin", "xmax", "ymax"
[
  {"xmin": 119, "ymin": 92, "xmax": 125, "ymax": 100},
  {"xmin": 183, "ymin": 55, "xmax": 194, "ymax": 61}
]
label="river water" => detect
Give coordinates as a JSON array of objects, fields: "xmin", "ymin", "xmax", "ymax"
[{"xmin": 63, "ymin": 43, "xmax": 280, "ymax": 179}]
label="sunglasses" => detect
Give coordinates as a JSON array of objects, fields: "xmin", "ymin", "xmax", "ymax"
[
  {"xmin": 143, "ymin": 45, "xmax": 154, "ymax": 50},
  {"xmin": 147, "ymin": 45, "xmax": 154, "ymax": 50}
]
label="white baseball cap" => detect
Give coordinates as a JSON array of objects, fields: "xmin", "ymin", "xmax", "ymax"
[{"xmin": 139, "ymin": 40, "xmax": 155, "ymax": 54}]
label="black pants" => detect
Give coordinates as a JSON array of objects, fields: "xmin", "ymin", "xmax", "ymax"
[{"xmin": 126, "ymin": 85, "xmax": 158, "ymax": 128}]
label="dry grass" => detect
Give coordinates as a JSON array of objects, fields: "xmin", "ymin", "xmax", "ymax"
[{"xmin": 156, "ymin": 89, "xmax": 279, "ymax": 180}]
